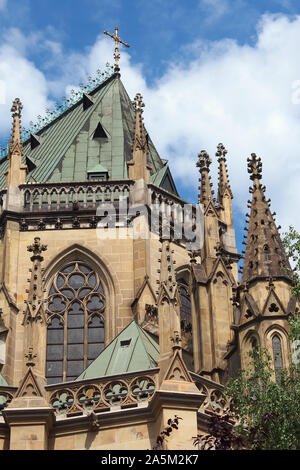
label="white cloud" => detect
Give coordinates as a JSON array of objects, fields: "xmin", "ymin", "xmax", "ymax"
[
  {"xmin": 0, "ymin": 13, "xmax": 300, "ymax": 234},
  {"xmin": 0, "ymin": 42, "xmax": 50, "ymax": 137},
  {"xmin": 0, "ymin": 0, "xmax": 7, "ymax": 11}
]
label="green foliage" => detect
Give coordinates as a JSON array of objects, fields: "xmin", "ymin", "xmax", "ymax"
[
  {"xmin": 225, "ymin": 338, "xmax": 300, "ymax": 449},
  {"xmin": 283, "ymin": 226, "xmax": 300, "ymax": 297}
]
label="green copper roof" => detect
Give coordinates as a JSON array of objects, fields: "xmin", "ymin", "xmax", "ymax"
[
  {"xmin": 76, "ymin": 320, "xmax": 160, "ymax": 381},
  {"xmin": 0, "ymin": 372, "xmax": 8, "ymax": 386},
  {"xmin": 0, "ymin": 73, "xmax": 178, "ymax": 195}
]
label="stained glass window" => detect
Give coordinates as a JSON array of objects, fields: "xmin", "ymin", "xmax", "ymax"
[
  {"xmin": 272, "ymin": 334, "xmax": 283, "ymax": 383},
  {"xmin": 178, "ymin": 278, "xmax": 192, "ymax": 351},
  {"xmin": 46, "ymin": 262, "xmax": 105, "ymax": 384}
]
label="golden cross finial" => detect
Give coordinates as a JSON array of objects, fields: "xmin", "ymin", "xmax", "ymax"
[{"xmin": 104, "ymin": 26, "xmax": 129, "ymax": 72}]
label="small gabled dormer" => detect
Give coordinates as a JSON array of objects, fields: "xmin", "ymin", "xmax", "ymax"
[{"xmin": 87, "ymin": 163, "xmax": 109, "ymax": 181}]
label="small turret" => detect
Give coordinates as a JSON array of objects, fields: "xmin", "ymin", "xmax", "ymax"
[
  {"xmin": 128, "ymin": 93, "xmax": 151, "ymax": 183},
  {"xmin": 241, "ymin": 153, "xmax": 291, "ymax": 284}
]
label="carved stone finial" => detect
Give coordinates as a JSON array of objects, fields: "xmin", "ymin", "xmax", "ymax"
[
  {"xmin": 247, "ymin": 153, "xmax": 262, "ymax": 181},
  {"xmin": 11, "ymin": 98, "xmax": 23, "ymax": 117},
  {"xmin": 216, "ymin": 143, "xmax": 228, "ymax": 161},
  {"xmin": 170, "ymin": 331, "xmax": 182, "ymax": 351},
  {"xmin": 196, "ymin": 150, "xmax": 212, "ymax": 171},
  {"xmin": 25, "ymin": 347, "xmax": 37, "ymax": 368},
  {"xmin": 132, "ymin": 93, "xmax": 145, "ymax": 112},
  {"xmin": 27, "ymin": 237, "xmax": 47, "ymax": 260}
]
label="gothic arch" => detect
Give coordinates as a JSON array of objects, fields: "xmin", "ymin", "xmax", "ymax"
[
  {"xmin": 44, "ymin": 244, "xmax": 119, "ymax": 344},
  {"xmin": 43, "ymin": 244, "xmax": 120, "ymax": 384},
  {"xmin": 264, "ymin": 325, "xmax": 289, "ymax": 370},
  {"xmin": 241, "ymin": 329, "xmax": 260, "ymax": 369}
]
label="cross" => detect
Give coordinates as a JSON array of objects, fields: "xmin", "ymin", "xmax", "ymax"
[{"xmin": 104, "ymin": 26, "xmax": 130, "ymax": 72}]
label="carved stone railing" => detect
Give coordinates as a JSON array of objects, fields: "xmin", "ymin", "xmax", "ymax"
[
  {"xmin": 191, "ymin": 373, "xmax": 230, "ymax": 415},
  {"xmin": 45, "ymin": 369, "xmax": 158, "ymax": 417},
  {"xmin": 19, "ymin": 180, "xmax": 134, "ymax": 213},
  {"xmin": 0, "ymin": 386, "xmax": 17, "ymax": 415}
]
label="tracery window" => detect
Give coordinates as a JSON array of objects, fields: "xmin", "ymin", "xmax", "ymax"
[
  {"xmin": 178, "ymin": 278, "xmax": 192, "ymax": 351},
  {"xmin": 272, "ymin": 334, "xmax": 283, "ymax": 383},
  {"xmin": 46, "ymin": 262, "xmax": 105, "ymax": 384}
]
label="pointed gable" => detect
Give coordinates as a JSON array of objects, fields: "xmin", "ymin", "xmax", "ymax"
[
  {"xmin": 15, "ymin": 368, "xmax": 44, "ymax": 398},
  {"xmin": 76, "ymin": 321, "xmax": 159, "ymax": 381},
  {"xmin": 262, "ymin": 288, "xmax": 286, "ymax": 317}
]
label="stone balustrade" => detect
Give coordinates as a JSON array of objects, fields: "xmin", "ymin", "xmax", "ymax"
[
  {"xmin": 45, "ymin": 369, "xmax": 158, "ymax": 416},
  {"xmin": 191, "ymin": 373, "xmax": 229, "ymax": 415},
  {"xmin": 19, "ymin": 180, "xmax": 134, "ymax": 212}
]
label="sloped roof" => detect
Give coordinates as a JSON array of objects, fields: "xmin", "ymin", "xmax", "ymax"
[
  {"xmin": 0, "ymin": 73, "xmax": 178, "ymax": 195},
  {"xmin": 76, "ymin": 320, "xmax": 160, "ymax": 381}
]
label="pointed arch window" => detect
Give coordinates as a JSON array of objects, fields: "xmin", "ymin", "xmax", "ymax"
[
  {"xmin": 46, "ymin": 262, "xmax": 105, "ymax": 384},
  {"xmin": 272, "ymin": 334, "xmax": 283, "ymax": 382},
  {"xmin": 178, "ymin": 278, "xmax": 192, "ymax": 352}
]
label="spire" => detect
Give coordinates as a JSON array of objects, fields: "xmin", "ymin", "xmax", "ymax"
[
  {"xmin": 196, "ymin": 150, "xmax": 215, "ymax": 208},
  {"xmin": 241, "ymin": 153, "xmax": 291, "ymax": 284},
  {"xmin": 216, "ymin": 143, "xmax": 233, "ymax": 204},
  {"xmin": 5, "ymin": 98, "xmax": 27, "ymax": 187},
  {"xmin": 128, "ymin": 93, "xmax": 151, "ymax": 182}
]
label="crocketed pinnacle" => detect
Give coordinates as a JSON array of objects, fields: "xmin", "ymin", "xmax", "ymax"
[
  {"xmin": 24, "ymin": 237, "xmax": 47, "ymax": 323},
  {"xmin": 241, "ymin": 153, "xmax": 291, "ymax": 284},
  {"xmin": 132, "ymin": 93, "xmax": 147, "ymax": 152},
  {"xmin": 216, "ymin": 143, "xmax": 232, "ymax": 204},
  {"xmin": 196, "ymin": 150, "xmax": 214, "ymax": 208},
  {"xmin": 128, "ymin": 93, "xmax": 151, "ymax": 182},
  {"xmin": 158, "ymin": 240, "xmax": 178, "ymax": 301},
  {"xmin": 9, "ymin": 98, "xmax": 23, "ymax": 156}
]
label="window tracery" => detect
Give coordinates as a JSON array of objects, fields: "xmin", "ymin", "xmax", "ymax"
[{"xmin": 46, "ymin": 262, "xmax": 105, "ymax": 384}]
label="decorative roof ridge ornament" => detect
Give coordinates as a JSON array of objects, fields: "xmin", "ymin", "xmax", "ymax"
[{"xmin": 104, "ymin": 26, "xmax": 130, "ymax": 73}]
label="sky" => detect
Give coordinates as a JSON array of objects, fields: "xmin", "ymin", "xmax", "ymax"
[{"xmin": 0, "ymin": 0, "xmax": 300, "ymax": 259}]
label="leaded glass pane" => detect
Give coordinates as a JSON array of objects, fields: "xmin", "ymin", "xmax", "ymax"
[
  {"xmin": 88, "ymin": 325, "xmax": 105, "ymax": 343},
  {"xmin": 46, "ymin": 361, "xmax": 63, "ymax": 377},
  {"xmin": 47, "ymin": 329, "xmax": 64, "ymax": 344},
  {"xmin": 47, "ymin": 345, "xmax": 64, "ymax": 360},
  {"xmin": 68, "ymin": 329, "xmax": 84, "ymax": 344},
  {"xmin": 67, "ymin": 344, "xmax": 84, "ymax": 360}
]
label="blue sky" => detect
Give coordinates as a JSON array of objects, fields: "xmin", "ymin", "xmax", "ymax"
[{"xmin": 1, "ymin": 0, "xmax": 300, "ymax": 259}]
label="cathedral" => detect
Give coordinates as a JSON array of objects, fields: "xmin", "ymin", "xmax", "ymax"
[{"xmin": 0, "ymin": 30, "xmax": 298, "ymax": 450}]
